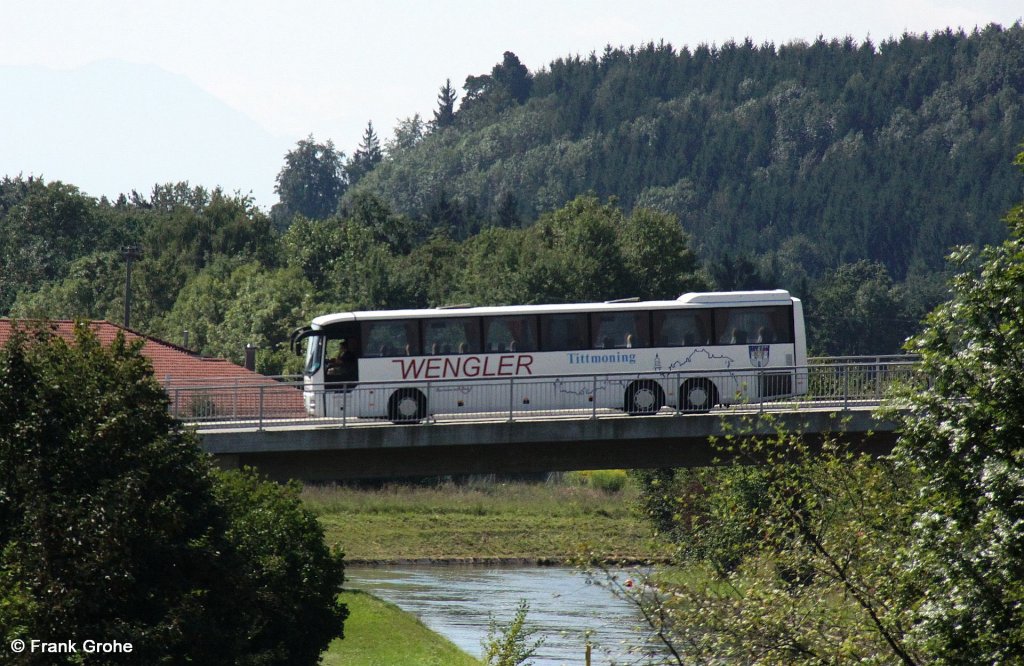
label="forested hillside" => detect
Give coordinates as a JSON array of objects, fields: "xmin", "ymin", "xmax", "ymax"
[
  {"xmin": 359, "ymin": 24, "xmax": 1024, "ymax": 281},
  {"xmin": 1, "ymin": 24, "xmax": 1023, "ymax": 365}
]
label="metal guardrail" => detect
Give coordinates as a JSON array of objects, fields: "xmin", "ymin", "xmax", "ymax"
[
  {"xmin": 165, "ymin": 360, "xmax": 921, "ymax": 432},
  {"xmin": 808, "ymin": 354, "xmax": 919, "ymax": 365}
]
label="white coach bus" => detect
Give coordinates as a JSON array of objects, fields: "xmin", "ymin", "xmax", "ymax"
[{"xmin": 290, "ymin": 290, "xmax": 807, "ymax": 422}]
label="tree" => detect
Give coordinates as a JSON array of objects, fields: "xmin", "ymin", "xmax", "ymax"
[
  {"xmin": 426, "ymin": 189, "xmax": 480, "ymax": 240},
  {"xmin": 459, "ymin": 52, "xmax": 534, "ymax": 121},
  {"xmin": 9, "ymin": 251, "xmax": 127, "ymax": 323},
  {"xmin": 273, "ymin": 135, "xmax": 346, "ymax": 225},
  {"xmin": 806, "ymin": 261, "xmax": 912, "ymax": 355},
  {"xmin": 494, "ymin": 191, "xmax": 521, "ymax": 228},
  {"xmin": 0, "ymin": 177, "xmax": 99, "ymax": 313},
  {"xmin": 392, "ymin": 230, "xmax": 463, "ymax": 308},
  {"xmin": 450, "ymin": 196, "xmax": 628, "ymax": 305},
  {"xmin": 616, "ymin": 417, "xmax": 921, "ymax": 664},
  {"xmin": 138, "ymin": 188, "xmax": 278, "ymax": 322},
  {"xmin": 213, "ymin": 469, "xmax": 349, "ymax": 665},
  {"xmin": 147, "ymin": 181, "xmax": 211, "ymax": 213},
  {"xmin": 492, "ymin": 51, "xmax": 533, "ymax": 104},
  {"xmin": 345, "ymin": 121, "xmax": 384, "ymax": 187},
  {"xmin": 157, "ymin": 260, "xmax": 316, "ymax": 374},
  {"xmin": 524, "ymin": 195, "xmax": 630, "ymax": 302},
  {"xmin": 891, "ymin": 152, "xmax": 1024, "ymax": 661},
  {"xmin": 280, "ymin": 212, "xmax": 398, "ymax": 310},
  {"xmin": 341, "ymin": 190, "xmax": 425, "ymax": 254},
  {"xmin": 441, "ymin": 196, "xmax": 707, "ymax": 307},
  {"xmin": 611, "ymin": 150, "xmax": 1024, "ymax": 664},
  {"xmin": 386, "ymin": 113, "xmax": 425, "ymax": 155},
  {"xmin": 709, "ymin": 253, "xmax": 776, "ymax": 292},
  {"xmin": 482, "ymin": 600, "xmax": 544, "ymax": 666},
  {"xmin": 216, "ymin": 264, "xmax": 318, "ymax": 374},
  {"xmin": 0, "ymin": 326, "xmax": 346, "ymax": 664},
  {"xmin": 432, "ymin": 79, "xmax": 458, "ymax": 129},
  {"xmin": 617, "ymin": 208, "xmax": 707, "ymax": 299},
  {"xmin": 153, "ymin": 254, "xmax": 247, "ymax": 352}
]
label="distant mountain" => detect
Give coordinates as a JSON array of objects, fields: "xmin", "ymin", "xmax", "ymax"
[{"xmin": 0, "ymin": 60, "xmax": 289, "ymax": 208}]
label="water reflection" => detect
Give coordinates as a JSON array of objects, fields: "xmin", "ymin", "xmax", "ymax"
[{"xmin": 346, "ymin": 565, "xmax": 664, "ymax": 665}]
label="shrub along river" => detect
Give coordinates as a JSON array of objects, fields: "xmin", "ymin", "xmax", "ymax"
[{"xmin": 346, "ymin": 565, "xmax": 666, "ymax": 665}]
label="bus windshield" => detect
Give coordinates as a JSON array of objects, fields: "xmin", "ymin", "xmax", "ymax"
[{"xmin": 304, "ymin": 334, "xmax": 324, "ymax": 375}]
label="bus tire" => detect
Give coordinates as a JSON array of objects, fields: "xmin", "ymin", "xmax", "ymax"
[
  {"xmin": 388, "ymin": 388, "xmax": 426, "ymax": 424},
  {"xmin": 625, "ymin": 380, "xmax": 664, "ymax": 415},
  {"xmin": 680, "ymin": 378, "xmax": 717, "ymax": 413}
]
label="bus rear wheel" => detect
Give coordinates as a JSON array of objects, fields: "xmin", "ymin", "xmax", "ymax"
[
  {"xmin": 389, "ymin": 388, "xmax": 426, "ymax": 424},
  {"xmin": 625, "ymin": 380, "xmax": 664, "ymax": 415},
  {"xmin": 680, "ymin": 378, "xmax": 717, "ymax": 413}
]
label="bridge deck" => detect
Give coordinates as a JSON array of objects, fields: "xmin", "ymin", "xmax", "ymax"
[{"xmin": 199, "ymin": 405, "xmax": 898, "ymax": 482}]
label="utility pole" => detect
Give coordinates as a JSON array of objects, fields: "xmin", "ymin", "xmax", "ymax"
[{"xmin": 122, "ymin": 245, "xmax": 143, "ymax": 329}]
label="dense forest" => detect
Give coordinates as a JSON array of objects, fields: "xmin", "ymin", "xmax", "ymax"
[
  {"xmin": 359, "ymin": 24, "xmax": 1024, "ymax": 276},
  {"xmin": 1, "ymin": 23, "xmax": 1023, "ymax": 368}
]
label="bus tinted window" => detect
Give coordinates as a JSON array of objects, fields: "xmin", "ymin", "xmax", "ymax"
[
  {"xmin": 483, "ymin": 315, "xmax": 537, "ymax": 353},
  {"xmin": 423, "ymin": 317, "xmax": 481, "ymax": 355},
  {"xmin": 653, "ymin": 310, "xmax": 713, "ymax": 346},
  {"xmin": 591, "ymin": 312, "xmax": 648, "ymax": 348},
  {"xmin": 304, "ymin": 335, "xmax": 324, "ymax": 374},
  {"xmin": 714, "ymin": 306, "xmax": 793, "ymax": 345},
  {"xmin": 539, "ymin": 313, "xmax": 588, "ymax": 351},
  {"xmin": 362, "ymin": 321, "xmax": 420, "ymax": 357}
]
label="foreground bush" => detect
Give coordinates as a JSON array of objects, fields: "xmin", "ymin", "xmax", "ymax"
[{"xmin": 0, "ymin": 324, "xmax": 346, "ymax": 664}]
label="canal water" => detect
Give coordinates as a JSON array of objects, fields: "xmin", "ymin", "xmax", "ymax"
[{"xmin": 346, "ymin": 565, "xmax": 664, "ymax": 665}]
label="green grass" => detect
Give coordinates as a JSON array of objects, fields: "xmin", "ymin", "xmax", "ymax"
[
  {"xmin": 303, "ymin": 479, "xmax": 667, "ymax": 563},
  {"xmin": 322, "ymin": 590, "xmax": 480, "ymax": 666},
  {"xmin": 311, "ymin": 480, "xmax": 666, "ymax": 664}
]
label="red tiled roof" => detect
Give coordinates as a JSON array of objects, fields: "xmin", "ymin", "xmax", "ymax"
[{"xmin": 0, "ymin": 320, "xmax": 304, "ymax": 419}]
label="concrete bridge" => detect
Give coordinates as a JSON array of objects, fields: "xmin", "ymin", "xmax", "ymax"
[
  {"xmin": 200, "ymin": 407, "xmax": 898, "ymax": 482},
  {"xmin": 180, "ymin": 359, "xmax": 914, "ymax": 482}
]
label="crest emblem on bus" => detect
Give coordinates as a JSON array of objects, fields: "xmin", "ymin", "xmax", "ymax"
[{"xmin": 749, "ymin": 344, "xmax": 770, "ymax": 368}]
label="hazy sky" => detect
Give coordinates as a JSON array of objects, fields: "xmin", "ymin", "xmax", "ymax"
[{"xmin": 3, "ymin": 0, "xmax": 1022, "ymax": 208}]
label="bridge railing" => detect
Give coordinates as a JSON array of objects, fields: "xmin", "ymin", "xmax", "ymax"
[
  {"xmin": 165, "ymin": 359, "xmax": 922, "ymax": 431},
  {"xmin": 803, "ymin": 358, "xmax": 920, "ymax": 409}
]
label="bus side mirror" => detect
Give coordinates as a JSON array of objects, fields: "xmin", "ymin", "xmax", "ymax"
[{"xmin": 289, "ymin": 326, "xmax": 313, "ymax": 355}]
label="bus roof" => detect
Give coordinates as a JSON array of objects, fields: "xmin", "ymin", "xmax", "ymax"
[{"xmin": 310, "ymin": 290, "xmax": 795, "ymax": 328}]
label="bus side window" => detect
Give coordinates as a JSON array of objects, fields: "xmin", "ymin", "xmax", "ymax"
[
  {"xmin": 714, "ymin": 306, "xmax": 793, "ymax": 345},
  {"xmin": 591, "ymin": 312, "xmax": 648, "ymax": 349},
  {"xmin": 540, "ymin": 313, "xmax": 588, "ymax": 351},
  {"xmin": 769, "ymin": 306, "xmax": 795, "ymax": 343},
  {"xmin": 423, "ymin": 317, "xmax": 480, "ymax": 355},
  {"xmin": 484, "ymin": 315, "xmax": 538, "ymax": 353},
  {"xmin": 362, "ymin": 321, "xmax": 419, "ymax": 357},
  {"xmin": 655, "ymin": 310, "xmax": 709, "ymax": 347}
]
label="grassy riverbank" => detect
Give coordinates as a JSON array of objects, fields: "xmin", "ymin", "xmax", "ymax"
[
  {"xmin": 322, "ymin": 590, "xmax": 480, "ymax": 666},
  {"xmin": 310, "ymin": 477, "xmax": 663, "ymax": 664},
  {"xmin": 303, "ymin": 476, "xmax": 666, "ymax": 563}
]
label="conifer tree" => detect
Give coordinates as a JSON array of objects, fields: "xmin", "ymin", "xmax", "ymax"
[
  {"xmin": 346, "ymin": 121, "xmax": 384, "ymax": 186},
  {"xmin": 433, "ymin": 78, "xmax": 458, "ymax": 129}
]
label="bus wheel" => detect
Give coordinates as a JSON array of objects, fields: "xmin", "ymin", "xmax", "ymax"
[
  {"xmin": 389, "ymin": 388, "xmax": 426, "ymax": 424},
  {"xmin": 625, "ymin": 380, "xmax": 664, "ymax": 415},
  {"xmin": 680, "ymin": 378, "xmax": 717, "ymax": 413}
]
